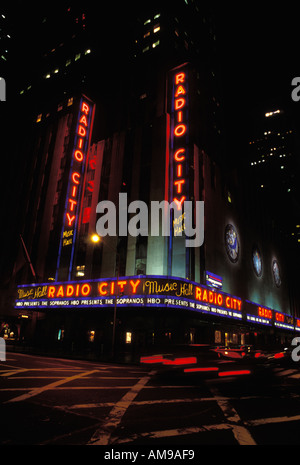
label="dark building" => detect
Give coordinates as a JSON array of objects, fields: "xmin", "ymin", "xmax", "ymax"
[{"xmin": 1, "ymin": 2, "xmax": 298, "ymax": 358}]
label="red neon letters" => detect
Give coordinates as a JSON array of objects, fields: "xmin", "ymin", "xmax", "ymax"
[
  {"xmin": 258, "ymin": 306, "xmax": 273, "ymax": 319},
  {"xmin": 173, "ymin": 71, "xmax": 188, "ymax": 210},
  {"xmin": 65, "ymin": 101, "xmax": 91, "ymax": 230},
  {"xmin": 195, "ymin": 286, "xmax": 242, "ymax": 312}
]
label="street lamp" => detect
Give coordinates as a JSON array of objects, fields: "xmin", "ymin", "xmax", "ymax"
[
  {"xmin": 90, "ymin": 234, "xmax": 119, "ymax": 360},
  {"xmin": 91, "ymin": 233, "xmax": 101, "ymax": 243}
]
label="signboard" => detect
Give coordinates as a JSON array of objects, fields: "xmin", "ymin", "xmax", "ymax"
[
  {"xmin": 245, "ymin": 300, "xmax": 294, "ymax": 330},
  {"xmin": 206, "ymin": 271, "xmax": 223, "ymax": 290},
  {"xmin": 170, "ymin": 68, "xmax": 189, "ymax": 214},
  {"xmin": 15, "ymin": 276, "xmax": 242, "ymax": 321},
  {"xmin": 15, "ymin": 276, "xmax": 295, "ymax": 331},
  {"xmin": 56, "ymin": 97, "xmax": 95, "ymax": 281}
]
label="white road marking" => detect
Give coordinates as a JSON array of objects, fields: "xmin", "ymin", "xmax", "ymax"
[
  {"xmin": 275, "ymin": 369, "xmax": 298, "ymax": 377},
  {"xmin": 0, "ymin": 369, "xmax": 29, "ymax": 377},
  {"xmin": 113, "ymin": 423, "xmax": 232, "ymax": 444},
  {"xmin": 87, "ymin": 371, "xmax": 156, "ymax": 445},
  {"xmin": 57, "ymin": 397, "xmax": 217, "ymax": 410},
  {"xmin": 208, "ymin": 384, "xmax": 257, "ymax": 445},
  {"xmin": 4, "ymin": 369, "xmax": 99, "ymax": 403},
  {"xmin": 246, "ymin": 414, "xmax": 300, "ymax": 427}
]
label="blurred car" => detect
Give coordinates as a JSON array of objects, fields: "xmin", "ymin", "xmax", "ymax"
[
  {"xmin": 140, "ymin": 344, "xmax": 255, "ymax": 379},
  {"xmin": 211, "ymin": 344, "xmax": 267, "ymax": 361}
]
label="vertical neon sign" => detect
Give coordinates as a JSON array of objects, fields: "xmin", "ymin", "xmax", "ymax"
[
  {"xmin": 56, "ymin": 97, "xmax": 95, "ymax": 281},
  {"xmin": 172, "ymin": 70, "xmax": 189, "ymax": 212},
  {"xmin": 168, "ymin": 64, "xmax": 190, "ymax": 277}
]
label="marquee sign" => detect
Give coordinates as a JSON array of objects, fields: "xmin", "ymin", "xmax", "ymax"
[
  {"xmin": 169, "ymin": 66, "xmax": 189, "ymax": 215},
  {"xmin": 56, "ymin": 96, "xmax": 95, "ymax": 281},
  {"xmin": 15, "ymin": 276, "xmax": 295, "ymax": 331},
  {"xmin": 15, "ymin": 276, "xmax": 242, "ymax": 322},
  {"xmin": 245, "ymin": 300, "xmax": 294, "ymax": 330}
]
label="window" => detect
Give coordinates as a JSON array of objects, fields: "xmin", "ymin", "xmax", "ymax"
[
  {"xmin": 154, "ymin": 13, "xmax": 160, "ymax": 19},
  {"xmin": 36, "ymin": 114, "xmax": 42, "ymax": 123},
  {"xmin": 152, "ymin": 40, "xmax": 160, "ymax": 48},
  {"xmin": 215, "ymin": 330, "xmax": 221, "ymax": 344},
  {"xmin": 88, "ymin": 330, "xmax": 95, "ymax": 342},
  {"xmin": 75, "ymin": 52, "xmax": 81, "ymax": 61},
  {"xmin": 126, "ymin": 332, "xmax": 132, "ymax": 344},
  {"xmin": 142, "ymin": 45, "xmax": 150, "ymax": 53},
  {"xmin": 57, "ymin": 329, "xmax": 64, "ymax": 341},
  {"xmin": 76, "ymin": 265, "xmax": 85, "ymax": 277},
  {"xmin": 144, "ymin": 19, "xmax": 151, "ymax": 25},
  {"xmin": 153, "ymin": 25, "xmax": 160, "ymax": 33},
  {"xmin": 65, "ymin": 58, "xmax": 71, "ymax": 66}
]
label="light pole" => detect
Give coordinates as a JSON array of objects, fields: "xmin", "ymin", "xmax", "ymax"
[{"xmin": 91, "ymin": 234, "xmax": 120, "ymax": 360}]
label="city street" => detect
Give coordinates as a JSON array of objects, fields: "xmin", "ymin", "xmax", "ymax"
[{"xmin": 1, "ymin": 351, "xmax": 300, "ymax": 446}]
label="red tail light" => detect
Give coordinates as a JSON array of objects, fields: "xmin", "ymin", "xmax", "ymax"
[
  {"xmin": 218, "ymin": 370, "xmax": 251, "ymax": 377},
  {"xmin": 163, "ymin": 357, "xmax": 197, "ymax": 366},
  {"xmin": 184, "ymin": 367, "xmax": 219, "ymax": 373},
  {"xmin": 140, "ymin": 355, "xmax": 164, "ymax": 364}
]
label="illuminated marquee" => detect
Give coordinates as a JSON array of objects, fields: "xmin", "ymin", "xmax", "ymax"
[
  {"xmin": 16, "ymin": 276, "xmax": 295, "ymax": 331},
  {"xmin": 16, "ymin": 276, "xmax": 243, "ymax": 322},
  {"xmin": 245, "ymin": 300, "xmax": 294, "ymax": 330},
  {"xmin": 56, "ymin": 97, "xmax": 95, "ymax": 280}
]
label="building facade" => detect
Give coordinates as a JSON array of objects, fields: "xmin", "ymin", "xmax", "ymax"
[{"xmin": 2, "ymin": 2, "xmax": 299, "ymax": 358}]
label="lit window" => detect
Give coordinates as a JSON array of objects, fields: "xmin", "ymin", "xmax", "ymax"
[
  {"xmin": 152, "ymin": 40, "xmax": 160, "ymax": 48},
  {"xmin": 142, "ymin": 45, "xmax": 150, "ymax": 53},
  {"xmin": 85, "ymin": 49, "xmax": 91, "ymax": 55},
  {"xmin": 45, "ymin": 73, "xmax": 51, "ymax": 79},
  {"xmin": 36, "ymin": 114, "xmax": 42, "ymax": 123},
  {"xmin": 67, "ymin": 97, "xmax": 73, "ymax": 106},
  {"xmin": 154, "ymin": 13, "xmax": 160, "ymax": 19},
  {"xmin": 143, "ymin": 31, "xmax": 150, "ymax": 38},
  {"xmin": 88, "ymin": 330, "xmax": 95, "ymax": 342},
  {"xmin": 153, "ymin": 25, "xmax": 160, "ymax": 33},
  {"xmin": 75, "ymin": 52, "xmax": 81, "ymax": 61},
  {"xmin": 54, "ymin": 68, "xmax": 59, "ymax": 74},
  {"xmin": 126, "ymin": 332, "xmax": 132, "ymax": 344},
  {"xmin": 65, "ymin": 59, "xmax": 71, "ymax": 66},
  {"xmin": 76, "ymin": 265, "xmax": 85, "ymax": 277},
  {"xmin": 144, "ymin": 19, "xmax": 151, "ymax": 25}
]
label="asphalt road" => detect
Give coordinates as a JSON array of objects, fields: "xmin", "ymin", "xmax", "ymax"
[{"xmin": 1, "ymin": 351, "xmax": 300, "ymax": 447}]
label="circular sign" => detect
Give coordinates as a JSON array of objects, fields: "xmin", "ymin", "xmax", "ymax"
[
  {"xmin": 225, "ymin": 224, "xmax": 239, "ymax": 263},
  {"xmin": 272, "ymin": 260, "xmax": 281, "ymax": 287},
  {"xmin": 252, "ymin": 246, "xmax": 262, "ymax": 277}
]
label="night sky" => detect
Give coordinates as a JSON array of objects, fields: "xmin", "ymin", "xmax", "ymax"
[{"xmin": 214, "ymin": 5, "xmax": 300, "ymax": 155}]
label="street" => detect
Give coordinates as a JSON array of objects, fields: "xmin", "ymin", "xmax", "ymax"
[{"xmin": 1, "ymin": 351, "xmax": 300, "ymax": 446}]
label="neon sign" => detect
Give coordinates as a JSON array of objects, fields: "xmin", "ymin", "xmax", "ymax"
[
  {"xmin": 16, "ymin": 276, "xmax": 295, "ymax": 330},
  {"xmin": 16, "ymin": 276, "xmax": 243, "ymax": 323},
  {"xmin": 56, "ymin": 97, "xmax": 95, "ymax": 280},
  {"xmin": 245, "ymin": 300, "xmax": 294, "ymax": 330},
  {"xmin": 171, "ymin": 69, "xmax": 189, "ymax": 212}
]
